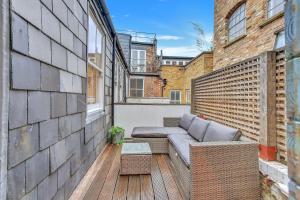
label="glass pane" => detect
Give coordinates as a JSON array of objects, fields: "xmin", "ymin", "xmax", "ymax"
[
  {"xmin": 87, "ymin": 65, "xmax": 100, "ymax": 105},
  {"xmin": 171, "ymin": 91, "xmax": 175, "ymax": 100},
  {"xmin": 274, "ymin": 31, "xmax": 285, "ymax": 49},
  {"xmin": 136, "ymin": 79, "xmax": 143, "ymax": 89},
  {"xmin": 96, "ymin": 30, "xmax": 102, "ymax": 54},
  {"xmin": 136, "ymin": 90, "xmax": 143, "ymax": 97},
  {"xmin": 88, "ymin": 16, "xmax": 96, "ymax": 53},
  {"xmin": 176, "ymin": 91, "xmax": 180, "ymax": 100},
  {"xmin": 130, "ymin": 79, "xmax": 136, "ymax": 89}
]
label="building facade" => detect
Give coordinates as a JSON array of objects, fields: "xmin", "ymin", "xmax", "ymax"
[
  {"xmin": 161, "ymin": 55, "xmax": 194, "ymax": 66},
  {"xmin": 118, "ymin": 32, "xmax": 164, "ymax": 100},
  {"xmin": 214, "ymin": 0, "xmax": 285, "ymax": 69},
  {"xmin": 1, "ymin": 0, "xmax": 128, "ymax": 199},
  {"xmin": 160, "ymin": 52, "xmax": 213, "ymax": 104}
]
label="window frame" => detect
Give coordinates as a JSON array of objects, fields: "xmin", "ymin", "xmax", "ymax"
[
  {"xmin": 131, "ymin": 49, "xmax": 147, "ymax": 72},
  {"xmin": 186, "ymin": 90, "xmax": 191, "ymax": 104},
  {"xmin": 267, "ymin": 0, "xmax": 285, "ymax": 19},
  {"xmin": 86, "ymin": 11, "xmax": 106, "ymax": 121},
  {"xmin": 274, "ymin": 30, "xmax": 285, "ymax": 49},
  {"xmin": 129, "ymin": 77, "xmax": 145, "ymax": 98},
  {"xmin": 170, "ymin": 90, "xmax": 181, "ymax": 104},
  {"xmin": 228, "ymin": 3, "xmax": 246, "ymax": 42}
]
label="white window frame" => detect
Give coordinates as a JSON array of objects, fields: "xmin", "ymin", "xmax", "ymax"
[
  {"xmin": 129, "ymin": 77, "xmax": 144, "ymax": 97},
  {"xmin": 131, "ymin": 49, "xmax": 146, "ymax": 72},
  {"xmin": 228, "ymin": 3, "xmax": 246, "ymax": 42},
  {"xmin": 86, "ymin": 12, "xmax": 106, "ymax": 122},
  {"xmin": 186, "ymin": 90, "xmax": 191, "ymax": 104},
  {"xmin": 267, "ymin": 0, "xmax": 285, "ymax": 19},
  {"xmin": 170, "ymin": 90, "xmax": 181, "ymax": 104}
]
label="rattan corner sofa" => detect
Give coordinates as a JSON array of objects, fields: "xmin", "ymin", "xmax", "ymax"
[{"xmin": 131, "ymin": 114, "xmax": 260, "ymax": 200}]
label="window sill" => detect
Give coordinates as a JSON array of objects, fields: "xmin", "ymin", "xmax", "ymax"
[
  {"xmin": 223, "ymin": 34, "xmax": 247, "ymax": 48},
  {"xmin": 259, "ymin": 12, "xmax": 284, "ymax": 29},
  {"xmin": 86, "ymin": 108, "xmax": 105, "ymax": 124}
]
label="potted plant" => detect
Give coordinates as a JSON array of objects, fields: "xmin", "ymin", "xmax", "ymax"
[{"xmin": 109, "ymin": 126, "xmax": 125, "ymax": 144}]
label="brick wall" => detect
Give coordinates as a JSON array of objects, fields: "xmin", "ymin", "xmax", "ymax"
[
  {"xmin": 160, "ymin": 65, "xmax": 185, "ymax": 103},
  {"xmin": 160, "ymin": 52, "xmax": 213, "ymax": 104},
  {"xmin": 184, "ymin": 53, "xmax": 213, "ymax": 92},
  {"xmin": 7, "ymin": 0, "xmax": 116, "ymax": 199},
  {"xmin": 214, "ymin": 0, "xmax": 284, "ymax": 69},
  {"xmin": 144, "ymin": 76, "xmax": 163, "ymax": 97}
]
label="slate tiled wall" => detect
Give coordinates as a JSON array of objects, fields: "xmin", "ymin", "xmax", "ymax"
[
  {"xmin": 285, "ymin": 0, "xmax": 300, "ymax": 199},
  {"xmin": 7, "ymin": 0, "xmax": 113, "ymax": 199}
]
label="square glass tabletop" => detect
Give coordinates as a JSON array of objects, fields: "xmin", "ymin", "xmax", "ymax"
[{"xmin": 121, "ymin": 143, "xmax": 152, "ymax": 155}]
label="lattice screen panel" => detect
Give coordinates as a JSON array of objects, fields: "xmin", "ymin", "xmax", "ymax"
[
  {"xmin": 193, "ymin": 57, "xmax": 261, "ymax": 141},
  {"xmin": 275, "ymin": 49, "xmax": 287, "ymax": 161}
]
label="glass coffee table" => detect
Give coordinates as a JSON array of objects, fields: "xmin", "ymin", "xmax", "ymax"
[{"xmin": 120, "ymin": 143, "xmax": 152, "ymax": 175}]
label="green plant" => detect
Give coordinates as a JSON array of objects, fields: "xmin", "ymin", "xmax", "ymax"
[{"xmin": 109, "ymin": 126, "xmax": 125, "ymax": 144}]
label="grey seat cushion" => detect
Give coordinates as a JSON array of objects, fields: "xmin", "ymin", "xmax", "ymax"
[
  {"xmin": 179, "ymin": 113, "xmax": 196, "ymax": 130},
  {"xmin": 131, "ymin": 127, "xmax": 187, "ymax": 138},
  {"xmin": 168, "ymin": 134, "xmax": 197, "ymax": 167},
  {"xmin": 188, "ymin": 117, "xmax": 210, "ymax": 141},
  {"xmin": 203, "ymin": 121, "xmax": 242, "ymax": 142}
]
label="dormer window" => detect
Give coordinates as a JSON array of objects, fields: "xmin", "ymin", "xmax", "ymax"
[{"xmin": 228, "ymin": 3, "xmax": 246, "ymax": 42}]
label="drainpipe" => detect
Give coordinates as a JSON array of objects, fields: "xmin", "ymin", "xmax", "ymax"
[{"xmin": 111, "ymin": 35, "xmax": 116, "ymax": 126}]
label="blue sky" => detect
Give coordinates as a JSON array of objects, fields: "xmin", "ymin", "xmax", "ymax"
[{"xmin": 106, "ymin": 0, "xmax": 214, "ymax": 57}]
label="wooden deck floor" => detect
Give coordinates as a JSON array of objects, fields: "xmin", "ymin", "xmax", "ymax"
[{"xmin": 70, "ymin": 144, "xmax": 183, "ymax": 200}]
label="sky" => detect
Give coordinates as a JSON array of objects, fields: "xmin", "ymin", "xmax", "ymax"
[{"xmin": 106, "ymin": 0, "xmax": 214, "ymax": 57}]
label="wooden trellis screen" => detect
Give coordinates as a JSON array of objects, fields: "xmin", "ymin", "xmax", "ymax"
[
  {"xmin": 275, "ymin": 49, "xmax": 287, "ymax": 161},
  {"xmin": 191, "ymin": 50, "xmax": 287, "ymax": 161}
]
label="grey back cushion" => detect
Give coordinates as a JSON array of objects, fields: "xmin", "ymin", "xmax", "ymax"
[
  {"xmin": 179, "ymin": 113, "xmax": 196, "ymax": 130},
  {"xmin": 188, "ymin": 117, "xmax": 210, "ymax": 141},
  {"xmin": 203, "ymin": 121, "xmax": 242, "ymax": 142}
]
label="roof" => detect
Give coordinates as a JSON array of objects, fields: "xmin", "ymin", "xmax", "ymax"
[
  {"xmin": 184, "ymin": 51, "xmax": 213, "ymax": 67},
  {"xmin": 161, "ymin": 56, "xmax": 194, "ymax": 60}
]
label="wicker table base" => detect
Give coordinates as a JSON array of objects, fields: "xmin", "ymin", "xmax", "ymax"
[{"xmin": 120, "ymin": 143, "xmax": 152, "ymax": 175}]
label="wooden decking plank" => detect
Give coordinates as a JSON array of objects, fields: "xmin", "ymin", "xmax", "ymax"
[
  {"xmin": 140, "ymin": 175, "xmax": 154, "ymax": 200},
  {"xmin": 127, "ymin": 175, "xmax": 141, "ymax": 200},
  {"xmin": 83, "ymin": 145, "xmax": 118, "ymax": 200},
  {"xmin": 69, "ymin": 145, "xmax": 112, "ymax": 200},
  {"xmin": 164, "ymin": 155, "xmax": 185, "ymax": 198},
  {"xmin": 151, "ymin": 156, "xmax": 168, "ymax": 200},
  {"xmin": 112, "ymin": 176, "xmax": 129, "ymax": 200},
  {"xmin": 97, "ymin": 146, "xmax": 121, "ymax": 200},
  {"xmin": 157, "ymin": 155, "xmax": 183, "ymax": 200}
]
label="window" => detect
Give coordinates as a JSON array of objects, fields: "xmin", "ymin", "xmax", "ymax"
[
  {"xmin": 170, "ymin": 90, "xmax": 181, "ymax": 104},
  {"xmin": 131, "ymin": 50, "xmax": 146, "ymax": 72},
  {"xmin": 274, "ymin": 30, "xmax": 285, "ymax": 49},
  {"xmin": 87, "ymin": 14, "xmax": 105, "ymax": 113},
  {"xmin": 130, "ymin": 78, "xmax": 144, "ymax": 97},
  {"xmin": 166, "ymin": 61, "xmax": 171, "ymax": 65},
  {"xmin": 172, "ymin": 61, "xmax": 177, "ymax": 65},
  {"xmin": 228, "ymin": 3, "xmax": 246, "ymax": 41},
  {"xmin": 186, "ymin": 90, "xmax": 191, "ymax": 104},
  {"xmin": 268, "ymin": 0, "xmax": 285, "ymax": 18},
  {"xmin": 179, "ymin": 61, "xmax": 184, "ymax": 66}
]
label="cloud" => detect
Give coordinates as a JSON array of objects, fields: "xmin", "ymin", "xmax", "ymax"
[
  {"xmin": 156, "ymin": 35, "xmax": 183, "ymax": 41},
  {"xmin": 158, "ymin": 45, "xmax": 201, "ymax": 57}
]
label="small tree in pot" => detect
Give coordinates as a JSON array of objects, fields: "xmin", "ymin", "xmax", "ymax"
[{"xmin": 109, "ymin": 126, "xmax": 125, "ymax": 144}]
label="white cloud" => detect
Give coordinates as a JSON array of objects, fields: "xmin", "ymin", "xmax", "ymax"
[
  {"xmin": 156, "ymin": 35, "xmax": 183, "ymax": 41},
  {"xmin": 158, "ymin": 45, "xmax": 201, "ymax": 57}
]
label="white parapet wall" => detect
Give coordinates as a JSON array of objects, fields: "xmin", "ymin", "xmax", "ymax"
[
  {"xmin": 114, "ymin": 103, "xmax": 191, "ymax": 137},
  {"xmin": 126, "ymin": 97, "xmax": 171, "ymax": 104}
]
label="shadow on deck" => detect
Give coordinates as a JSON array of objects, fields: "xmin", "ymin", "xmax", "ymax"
[{"xmin": 69, "ymin": 144, "xmax": 183, "ymax": 200}]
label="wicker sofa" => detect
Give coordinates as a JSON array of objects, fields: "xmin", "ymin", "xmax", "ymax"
[{"xmin": 131, "ymin": 114, "xmax": 260, "ymax": 200}]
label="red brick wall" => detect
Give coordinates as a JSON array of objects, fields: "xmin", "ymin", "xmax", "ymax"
[{"xmin": 144, "ymin": 76, "xmax": 163, "ymax": 97}]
